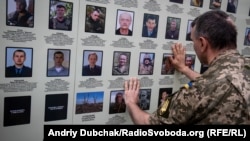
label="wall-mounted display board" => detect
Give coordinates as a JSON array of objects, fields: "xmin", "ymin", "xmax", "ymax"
[{"xmin": 1, "ymin": 0, "xmax": 250, "ymax": 141}]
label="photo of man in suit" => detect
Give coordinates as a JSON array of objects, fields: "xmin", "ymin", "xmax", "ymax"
[
  {"xmin": 82, "ymin": 51, "xmax": 102, "ymax": 76},
  {"xmin": 6, "ymin": 48, "xmax": 32, "ymax": 77},
  {"xmin": 142, "ymin": 14, "xmax": 158, "ymax": 38}
]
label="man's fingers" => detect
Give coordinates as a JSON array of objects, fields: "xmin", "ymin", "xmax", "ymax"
[
  {"xmin": 124, "ymin": 80, "xmax": 128, "ymax": 90},
  {"xmin": 125, "ymin": 77, "xmax": 139, "ymax": 90},
  {"xmin": 129, "ymin": 77, "xmax": 134, "ymax": 90},
  {"xmin": 133, "ymin": 78, "xmax": 137, "ymax": 90}
]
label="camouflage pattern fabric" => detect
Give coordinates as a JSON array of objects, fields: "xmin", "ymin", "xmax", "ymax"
[{"xmin": 150, "ymin": 49, "xmax": 250, "ymax": 124}]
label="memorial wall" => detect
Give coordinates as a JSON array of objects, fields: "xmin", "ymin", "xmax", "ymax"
[{"xmin": 0, "ymin": 0, "xmax": 250, "ymax": 141}]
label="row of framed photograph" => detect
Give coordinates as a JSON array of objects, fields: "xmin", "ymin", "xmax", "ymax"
[
  {"xmin": 6, "ymin": 0, "xmax": 250, "ymax": 45},
  {"xmin": 4, "ymin": 87, "xmax": 173, "ymax": 126},
  {"xmin": 5, "ymin": 47, "xmax": 199, "ymax": 78}
]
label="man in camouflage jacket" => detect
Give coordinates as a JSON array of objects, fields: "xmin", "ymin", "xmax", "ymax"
[{"xmin": 124, "ymin": 10, "xmax": 250, "ymax": 124}]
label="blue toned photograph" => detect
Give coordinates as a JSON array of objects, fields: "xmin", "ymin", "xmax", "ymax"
[
  {"xmin": 47, "ymin": 49, "xmax": 70, "ymax": 77},
  {"xmin": 75, "ymin": 91, "xmax": 104, "ymax": 114},
  {"xmin": 5, "ymin": 47, "xmax": 33, "ymax": 77}
]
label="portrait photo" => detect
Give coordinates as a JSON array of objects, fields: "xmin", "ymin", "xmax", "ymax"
[
  {"xmin": 138, "ymin": 52, "xmax": 155, "ymax": 75},
  {"xmin": 190, "ymin": 0, "xmax": 203, "ymax": 7},
  {"xmin": 82, "ymin": 50, "xmax": 103, "ymax": 76},
  {"xmin": 112, "ymin": 51, "xmax": 130, "ymax": 75},
  {"xmin": 5, "ymin": 47, "xmax": 33, "ymax": 77},
  {"xmin": 141, "ymin": 13, "xmax": 159, "ymax": 38},
  {"xmin": 226, "ymin": 0, "xmax": 238, "ymax": 14},
  {"xmin": 48, "ymin": 0, "xmax": 73, "ymax": 31},
  {"xmin": 158, "ymin": 88, "xmax": 173, "ymax": 107},
  {"xmin": 115, "ymin": 9, "xmax": 134, "ymax": 36},
  {"xmin": 209, "ymin": 0, "xmax": 222, "ymax": 10},
  {"xmin": 161, "ymin": 53, "xmax": 175, "ymax": 75},
  {"xmin": 47, "ymin": 49, "xmax": 70, "ymax": 77},
  {"xmin": 186, "ymin": 19, "xmax": 193, "ymax": 41},
  {"xmin": 165, "ymin": 17, "xmax": 181, "ymax": 40},
  {"xmin": 85, "ymin": 5, "xmax": 106, "ymax": 34},
  {"xmin": 75, "ymin": 91, "xmax": 104, "ymax": 114},
  {"xmin": 6, "ymin": 0, "xmax": 34, "ymax": 27},
  {"xmin": 185, "ymin": 54, "xmax": 196, "ymax": 71},
  {"xmin": 169, "ymin": 0, "xmax": 183, "ymax": 4},
  {"xmin": 138, "ymin": 89, "xmax": 151, "ymax": 110},
  {"xmin": 109, "ymin": 90, "xmax": 126, "ymax": 114},
  {"xmin": 244, "ymin": 28, "xmax": 250, "ymax": 46}
]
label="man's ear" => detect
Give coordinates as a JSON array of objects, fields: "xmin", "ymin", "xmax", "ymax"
[{"xmin": 199, "ymin": 37, "xmax": 208, "ymax": 53}]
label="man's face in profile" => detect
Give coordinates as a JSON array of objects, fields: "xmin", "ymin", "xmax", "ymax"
[
  {"xmin": 13, "ymin": 52, "xmax": 26, "ymax": 65},
  {"xmin": 119, "ymin": 13, "xmax": 132, "ymax": 30},
  {"xmin": 146, "ymin": 19, "xmax": 156, "ymax": 32}
]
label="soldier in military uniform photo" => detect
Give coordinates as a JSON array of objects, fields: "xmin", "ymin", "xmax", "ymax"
[
  {"xmin": 49, "ymin": 1, "xmax": 72, "ymax": 31},
  {"xmin": 85, "ymin": 5, "xmax": 105, "ymax": 33}
]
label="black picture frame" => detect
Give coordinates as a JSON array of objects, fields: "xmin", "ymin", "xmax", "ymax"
[
  {"xmin": 47, "ymin": 49, "xmax": 71, "ymax": 77},
  {"xmin": 115, "ymin": 9, "xmax": 134, "ymax": 36},
  {"xmin": 5, "ymin": 47, "xmax": 33, "ymax": 78},
  {"xmin": 165, "ymin": 17, "xmax": 181, "ymax": 40},
  {"xmin": 82, "ymin": 50, "xmax": 103, "ymax": 76},
  {"xmin": 48, "ymin": 0, "xmax": 73, "ymax": 31},
  {"xmin": 85, "ymin": 5, "xmax": 106, "ymax": 34},
  {"xmin": 112, "ymin": 51, "xmax": 131, "ymax": 76},
  {"xmin": 138, "ymin": 52, "xmax": 155, "ymax": 75},
  {"xmin": 6, "ymin": 0, "xmax": 35, "ymax": 28}
]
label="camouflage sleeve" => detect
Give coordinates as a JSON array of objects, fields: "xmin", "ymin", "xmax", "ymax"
[{"xmin": 151, "ymin": 76, "xmax": 249, "ymax": 124}]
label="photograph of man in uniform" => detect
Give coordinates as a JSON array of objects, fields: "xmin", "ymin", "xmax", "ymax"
[
  {"xmin": 165, "ymin": 17, "xmax": 181, "ymax": 40},
  {"xmin": 112, "ymin": 51, "xmax": 130, "ymax": 75},
  {"xmin": 5, "ymin": 47, "xmax": 33, "ymax": 77},
  {"xmin": 109, "ymin": 90, "xmax": 126, "ymax": 114},
  {"xmin": 158, "ymin": 88, "xmax": 173, "ymax": 107},
  {"xmin": 138, "ymin": 52, "xmax": 155, "ymax": 75},
  {"xmin": 48, "ymin": 0, "xmax": 73, "ymax": 31},
  {"xmin": 85, "ymin": 5, "xmax": 106, "ymax": 33},
  {"xmin": 138, "ymin": 89, "xmax": 151, "ymax": 110},
  {"xmin": 7, "ymin": 0, "xmax": 34, "ymax": 27}
]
